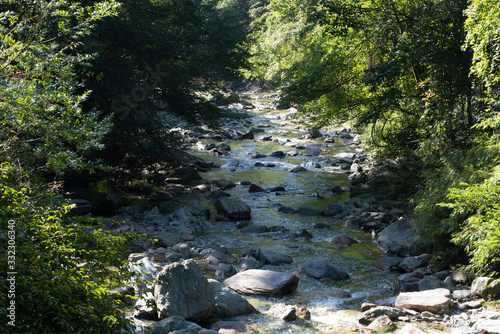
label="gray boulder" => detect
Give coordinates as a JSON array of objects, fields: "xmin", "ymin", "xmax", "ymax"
[
  {"xmin": 323, "ymin": 203, "xmax": 343, "ymax": 216},
  {"xmin": 377, "ymin": 218, "xmax": 418, "ymax": 257},
  {"xmin": 471, "ymin": 277, "xmax": 500, "ymax": 300},
  {"xmin": 223, "ymin": 269, "xmax": 299, "ymax": 297},
  {"xmin": 299, "ymin": 258, "xmax": 349, "ymax": 281},
  {"xmin": 147, "ymin": 315, "xmax": 218, "ymax": 334},
  {"xmin": 214, "ymin": 198, "xmax": 251, "ymax": 221},
  {"xmin": 238, "ymin": 256, "xmax": 263, "ymax": 271},
  {"xmin": 154, "ymin": 260, "xmax": 215, "ymax": 321},
  {"xmin": 215, "ymin": 263, "xmax": 237, "ymax": 279},
  {"xmin": 170, "ymin": 243, "xmax": 191, "ymax": 259},
  {"xmin": 262, "ymin": 250, "xmax": 293, "ymax": 265},
  {"xmin": 207, "ymin": 279, "xmax": 258, "ymax": 319},
  {"xmin": 240, "ymin": 224, "xmax": 270, "ymax": 234},
  {"xmin": 187, "ymin": 201, "xmax": 210, "ymax": 219},
  {"xmin": 418, "ymin": 275, "xmax": 454, "ymax": 292}
]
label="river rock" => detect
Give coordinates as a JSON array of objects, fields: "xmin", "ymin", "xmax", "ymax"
[
  {"xmin": 134, "ymin": 291, "xmax": 157, "ymax": 320},
  {"xmin": 472, "ymin": 319, "xmax": 500, "ymax": 334},
  {"xmin": 270, "ymin": 150, "xmax": 286, "ymax": 158},
  {"xmin": 471, "ymin": 277, "xmax": 500, "ymax": 299},
  {"xmin": 223, "ymin": 269, "xmax": 299, "ymax": 296},
  {"xmin": 395, "ymin": 288, "xmax": 451, "ymax": 313},
  {"xmin": 147, "ymin": 315, "xmax": 218, "ymax": 334},
  {"xmin": 238, "ymin": 256, "xmax": 263, "ymax": 271},
  {"xmin": 218, "ymin": 143, "xmax": 231, "ymax": 151},
  {"xmin": 215, "ymin": 263, "xmax": 238, "ymax": 279},
  {"xmin": 418, "ymin": 275, "xmax": 454, "ymax": 291},
  {"xmin": 358, "ymin": 306, "xmax": 405, "ymax": 325},
  {"xmin": 327, "ymin": 234, "xmax": 358, "ymax": 248},
  {"xmin": 367, "ymin": 315, "xmax": 394, "ymax": 331},
  {"xmin": 289, "ymin": 165, "xmax": 307, "ymax": 172},
  {"xmin": 399, "ymin": 255, "xmax": 428, "ymax": 273},
  {"xmin": 208, "ymin": 279, "xmax": 258, "ymax": 320},
  {"xmin": 323, "ymin": 203, "xmax": 343, "ymax": 216},
  {"xmin": 266, "ymin": 304, "xmax": 311, "ymax": 322},
  {"xmin": 211, "ymin": 321, "xmax": 253, "ymax": 333},
  {"xmin": 372, "ymin": 256, "xmax": 404, "ymax": 271},
  {"xmin": 397, "ymin": 324, "xmax": 426, "ymax": 334},
  {"xmin": 249, "ymin": 184, "xmax": 268, "ymax": 193},
  {"xmin": 240, "ymin": 224, "xmax": 270, "ymax": 233},
  {"xmin": 278, "ymin": 205, "xmax": 297, "ymax": 214},
  {"xmin": 171, "ymin": 243, "xmax": 191, "ymax": 259},
  {"xmin": 262, "ymin": 250, "xmax": 293, "ymax": 265},
  {"xmin": 204, "ymin": 251, "xmax": 236, "ymax": 264},
  {"xmin": 298, "ymin": 205, "xmax": 323, "ymax": 215},
  {"xmin": 299, "ymin": 258, "xmax": 349, "ymax": 281},
  {"xmin": 376, "ymin": 218, "xmax": 419, "ymax": 257},
  {"xmin": 214, "ymin": 198, "xmax": 251, "ymax": 221},
  {"xmin": 154, "ymin": 260, "xmax": 215, "ymax": 321}
]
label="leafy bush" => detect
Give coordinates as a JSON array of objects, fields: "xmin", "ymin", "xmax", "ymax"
[{"xmin": 0, "ymin": 164, "xmax": 138, "ymax": 333}]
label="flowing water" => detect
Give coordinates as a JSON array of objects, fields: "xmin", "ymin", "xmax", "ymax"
[{"xmin": 189, "ymin": 91, "xmax": 401, "ymax": 333}]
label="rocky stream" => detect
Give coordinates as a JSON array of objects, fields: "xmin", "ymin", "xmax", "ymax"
[{"xmin": 78, "ymin": 87, "xmax": 500, "ymax": 334}]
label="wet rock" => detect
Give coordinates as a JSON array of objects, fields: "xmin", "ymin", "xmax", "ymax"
[
  {"xmin": 372, "ymin": 256, "xmax": 404, "ymax": 271},
  {"xmin": 358, "ymin": 306, "xmax": 405, "ymax": 325},
  {"xmin": 418, "ymin": 275, "xmax": 454, "ymax": 291},
  {"xmin": 266, "ymin": 304, "xmax": 311, "ymax": 322},
  {"xmin": 323, "ymin": 203, "xmax": 343, "ymax": 216},
  {"xmin": 287, "ymin": 150, "xmax": 299, "ymax": 157},
  {"xmin": 471, "ymin": 277, "xmax": 500, "ymax": 300},
  {"xmin": 331, "ymin": 183, "xmax": 344, "ymax": 194},
  {"xmin": 171, "ymin": 243, "xmax": 191, "ymax": 259},
  {"xmin": 298, "ymin": 205, "xmax": 323, "ymax": 216},
  {"xmin": 225, "ymin": 159, "xmax": 240, "ymax": 167},
  {"xmin": 215, "ymin": 263, "xmax": 238, "ymax": 279},
  {"xmin": 155, "ymin": 232, "xmax": 182, "ymax": 247},
  {"xmin": 214, "ymin": 199, "xmax": 251, "ymax": 221},
  {"xmin": 154, "ymin": 260, "xmax": 215, "ymax": 321},
  {"xmin": 251, "ymin": 152, "xmax": 267, "ymax": 158},
  {"xmin": 297, "ymin": 229, "xmax": 313, "ymax": 238},
  {"xmin": 147, "ymin": 315, "xmax": 218, "ymax": 334},
  {"xmin": 204, "ymin": 251, "xmax": 237, "ymax": 264},
  {"xmin": 213, "ymin": 179, "xmax": 237, "ymax": 190},
  {"xmin": 218, "ymin": 143, "xmax": 231, "ymax": 151},
  {"xmin": 249, "ymin": 184, "xmax": 268, "ymax": 193},
  {"xmin": 223, "ymin": 269, "xmax": 299, "ymax": 296},
  {"xmin": 187, "ymin": 201, "xmax": 210, "ymax": 219},
  {"xmin": 327, "ymin": 235, "xmax": 358, "ymax": 248},
  {"xmin": 242, "ymin": 131, "xmax": 255, "ymax": 140},
  {"xmin": 260, "ymin": 135, "xmax": 273, "ymax": 141},
  {"xmin": 262, "ymin": 250, "xmax": 293, "ymax": 265},
  {"xmin": 208, "ymin": 279, "xmax": 258, "ymax": 320},
  {"xmin": 268, "ymin": 186, "xmax": 286, "ymax": 192},
  {"xmin": 289, "ymin": 165, "xmax": 307, "ymax": 172},
  {"xmin": 240, "ymin": 248, "xmax": 267, "ymax": 264},
  {"xmin": 270, "ymin": 150, "xmax": 286, "ymax": 158},
  {"xmin": 240, "ymin": 224, "xmax": 270, "ymax": 234},
  {"xmin": 376, "ymin": 218, "xmax": 419, "ymax": 257},
  {"xmin": 395, "ymin": 288, "xmax": 451, "ymax": 313},
  {"xmin": 278, "ymin": 205, "xmax": 297, "ymax": 214},
  {"xmin": 299, "ymin": 258, "xmax": 350, "ymax": 281},
  {"xmin": 399, "ymin": 255, "xmax": 428, "ymax": 273},
  {"xmin": 238, "ymin": 256, "xmax": 263, "ymax": 271}
]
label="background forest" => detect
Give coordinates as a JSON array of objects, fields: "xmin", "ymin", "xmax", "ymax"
[{"xmin": 0, "ymin": 0, "xmax": 499, "ymax": 332}]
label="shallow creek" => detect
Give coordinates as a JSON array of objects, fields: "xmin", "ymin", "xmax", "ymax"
[{"xmin": 188, "ymin": 91, "xmax": 401, "ymax": 333}]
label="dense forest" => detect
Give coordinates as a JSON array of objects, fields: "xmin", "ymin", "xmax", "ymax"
[{"xmin": 1, "ymin": 0, "xmax": 499, "ymax": 332}]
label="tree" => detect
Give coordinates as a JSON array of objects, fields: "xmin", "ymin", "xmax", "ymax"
[
  {"xmin": 0, "ymin": 1, "xmax": 141, "ymax": 332},
  {"xmin": 77, "ymin": 0, "xmax": 249, "ymax": 167}
]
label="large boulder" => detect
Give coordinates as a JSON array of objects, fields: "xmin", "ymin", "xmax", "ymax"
[
  {"xmin": 376, "ymin": 218, "xmax": 419, "ymax": 257},
  {"xmin": 187, "ymin": 201, "xmax": 211, "ymax": 219},
  {"xmin": 471, "ymin": 277, "xmax": 500, "ymax": 300},
  {"xmin": 223, "ymin": 269, "xmax": 299, "ymax": 297},
  {"xmin": 214, "ymin": 198, "xmax": 251, "ymax": 221},
  {"xmin": 207, "ymin": 279, "xmax": 258, "ymax": 320},
  {"xmin": 147, "ymin": 315, "xmax": 218, "ymax": 334},
  {"xmin": 299, "ymin": 259, "xmax": 350, "ymax": 281},
  {"xmin": 395, "ymin": 288, "xmax": 451, "ymax": 313},
  {"xmin": 154, "ymin": 260, "xmax": 215, "ymax": 321}
]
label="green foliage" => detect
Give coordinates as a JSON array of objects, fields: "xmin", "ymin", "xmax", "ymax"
[
  {"xmin": 0, "ymin": 163, "xmax": 139, "ymax": 332},
  {"xmin": 0, "ymin": 0, "xmax": 118, "ymax": 175}
]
